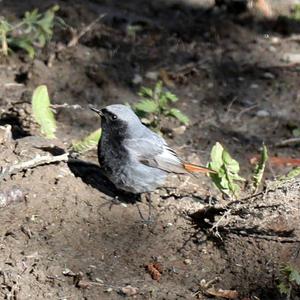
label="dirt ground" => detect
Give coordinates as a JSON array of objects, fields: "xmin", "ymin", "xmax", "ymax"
[{"xmin": 1, "ymin": 0, "xmax": 300, "ymax": 299}]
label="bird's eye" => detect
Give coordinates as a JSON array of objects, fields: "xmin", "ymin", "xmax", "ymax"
[{"xmin": 111, "ymin": 114, "xmax": 117, "ymax": 120}]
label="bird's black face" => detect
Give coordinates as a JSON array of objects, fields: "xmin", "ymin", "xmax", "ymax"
[{"xmin": 99, "ymin": 108, "xmax": 129, "ymax": 140}]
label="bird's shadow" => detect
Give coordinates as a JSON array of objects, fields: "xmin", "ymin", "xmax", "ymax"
[
  {"xmin": 36, "ymin": 146, "xmax": 140, "ymax": 204},
  {"xmin": 67, "ymin": 158, "xmax": 140, "ymax": 204}
]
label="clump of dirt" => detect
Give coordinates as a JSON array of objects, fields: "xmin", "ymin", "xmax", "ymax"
[{"xmin": 1, "ymin": 0, "xmax": 300, "ymax": 299}]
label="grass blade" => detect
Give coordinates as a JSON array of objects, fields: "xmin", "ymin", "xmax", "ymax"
[
  {"xmin": 252, "ymin": 144, "xmax": 268, "ymax": 191},
  {"xmin": 71, "ymin": 128, "xmax": 102, "ymax": 154}
]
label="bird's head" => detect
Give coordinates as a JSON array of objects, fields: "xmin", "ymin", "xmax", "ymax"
[{"xmin": 90, "ymin": 104, "xmax": 142, "ymax": 139}]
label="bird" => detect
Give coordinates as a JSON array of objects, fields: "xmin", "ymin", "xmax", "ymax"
[{"xmin": 90, "ymin": 104, "xmax": 215, "ymax": 220}]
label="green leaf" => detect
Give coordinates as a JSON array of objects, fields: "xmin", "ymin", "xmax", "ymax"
[
  {"xmin": 279, "ymin": 167, "xmax": 300, "ymax": 182},
  {"xmin": 32, "ymin": 85, "xmax": 56, "ymax": 139},
  {"xmin": 209, "ymin": 142, "xmax": 224, "ymax": 171},
  {"xmin": 138, "ymin": 87, "xmax": 153, "ymax": 98},
  {"xmin": 153, "ymin": 81, "xmax": 163, "ymax": 101},
  {"xmin": 277, "ymin": 282, "xmax": 289, "ymax": 295},
  {"xmin": 165, "ymin": 91, "xmax": 178, "ymax": 102},
  {"xmin": 290, "ymin": 269, "xmax": 300, "ymax": 285},
  {"xmin": 252, "ymin": 144, "xmax": 268, "ymax": 191},
  {"xmin": 168, "ymin": 108, "xmax": 189, "ymax": 125},
  {"xmin": 222, "ymin": 150, "xmax": 240, "ymax": 174},
  {"xmin": 292, "ymin": 128, "xmax": 300, "ymax": 137},
  {"xmin": 71, "ymin": 128, "xmax": 102, "ymax": 153},
  {"xmin": 208, "ymin": 142, "xmax": 244, "ymax": 198},
  {"xmin": 134, "ymin": 100, "xmax": 158, "ymax": 113},
  {"xmin": 11, "ymin": 38, "xmax": 35, "ymax": 58}
]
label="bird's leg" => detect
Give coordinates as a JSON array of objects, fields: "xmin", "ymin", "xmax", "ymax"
[
  {"xmin": 146, "ymin": 192, "xmax": 153, "ymax": 223},
  {"xmin": 136, "ymin": 192, "xmax": 154, "ymax": 224}
]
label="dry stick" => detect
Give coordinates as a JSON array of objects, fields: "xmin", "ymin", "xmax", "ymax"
[
  {"xmin": 50, "ymin": 103, "xmax": 83, "ymax": 110},
  {"xmin": 0, "ymin": 153, "xmax": 69, "ymax": 180},
  {"xmin": 275, "ymin": 137, "xmax": 300, "ymax": 147},
  {"xmin": 48, "ymin": 14, "xmax": 105, "ymax": 67},
  {"xmin": 67, "ymin": 14, "xmax": 105, "ymax": 48}
]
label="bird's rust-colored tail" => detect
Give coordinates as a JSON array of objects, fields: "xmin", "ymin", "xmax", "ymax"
[{"xmin": 183, "ymin": 162, "xmax": 216, "ymax": 174}]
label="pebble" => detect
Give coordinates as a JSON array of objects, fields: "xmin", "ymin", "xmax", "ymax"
[
  {"xmin": 120, "ymin": 285, "xmax": 139, "ymax": 296},
  {"xmin": 145, "ymin": 71, "xmax": 159, "ymax": 81},
  {"xmin": 256, "ymin": 110, "xmax": 270, "ymax": 117},
  {"xmin": 262, "ymin": 72, "xmax": 275, "ymax": 79},
  {"xmin": 184, "ymin": 258, "xmax": 192, "ymax": 265},
  {"xmin": 172, "ymin": 125, "xmax": 186, "ymax": 135},
  {"xmin": 132, "ymin": 74, "xmax": 143, "ymax": 85},
  {"xmin": 250, "ymin": 83, "xmax": 259, "ymax": 89}
]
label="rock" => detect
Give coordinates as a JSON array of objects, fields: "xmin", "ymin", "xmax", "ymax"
[
  {"xmin": 132, "ymin": 74, "xmax": 143, "ymax": 85},
  {"xmin": 262, "ymin": 72, "xmax": 275, "ymax": 79},
  {"xmin": 172, "ymin": 125, "xmax": 186, "ymax": 135},
  {"xmin": 145, "ymin": 71, "xmax": 159, "ymax": 81},
  {"xmin": 120, "ymin": 285, "xmax": 139, "ymax": 296},
  {"xmin": 184, "ymin": 258, "xmax": 192, "ymax": 265},
  {"xmin": 256, "ymin": 110, "xmax": 270, "ymax": 117}
]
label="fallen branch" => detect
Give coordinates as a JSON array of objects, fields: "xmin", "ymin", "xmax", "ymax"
[
  {"xmin": 0, "ymin": 153, "xmax": 69, "ymax": 180},
  {"xmin": 276, "ymin": 137, "xmax": 300, "ymax": 147}
]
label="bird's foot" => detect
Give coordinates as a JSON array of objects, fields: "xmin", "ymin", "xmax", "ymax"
[
  {"xmin": 136, "ymin": 196, "xmax": 156, "ymax": 225},
  {"xmin": 99, "ymin": 196, "xmax": 125, "ymax": 210}
]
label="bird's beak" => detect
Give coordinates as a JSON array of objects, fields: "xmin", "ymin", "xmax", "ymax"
[{"xmin": 89, "ymin": 105, "xmax": 103, "ymax": 116}]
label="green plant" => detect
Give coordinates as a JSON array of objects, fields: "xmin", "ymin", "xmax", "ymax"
[
  {"xmin": 208, "ymin": 142, "xmax": 245, "ymax": 199},
  {"xmin": 279, "ymin": 167, "xmax": 300, "ymax": 182},
  {"xmin": 71, "ymin": 128, "xmax": 102, "ymax": 154},
  {"xmin": 31, "ymin": 85, "xmax": 102, "ymax": 152},
  {"xmin": 291, "ymin": 4, "xmax": 300, "ymax": 21},
  {"xmin": 133, "ymin": 81, "xmax": 189, "ymax": 128},
  {"xmin": 0, "ymin": 5, "xmax": 59, "ymax": 58},
  {"xmin": 32, "ymin": 85, "xmax": 57, "ymax": 139},
  {"xmin": 278, "ymin": 265, "xmax": 300, "ymax": 299},
  {"xmin": 252, "ymin": 144, "xmax": 268, "ymax": 192}
]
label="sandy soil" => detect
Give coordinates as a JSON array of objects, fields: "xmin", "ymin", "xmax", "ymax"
[{"xmin": 0, "ymin": 0, "xmax": 300, "ymax": 299}]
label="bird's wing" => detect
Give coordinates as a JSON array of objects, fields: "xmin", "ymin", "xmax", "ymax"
[{"xmin": 123, "ymin": 136, "xmax": 188, "ymax": 174}]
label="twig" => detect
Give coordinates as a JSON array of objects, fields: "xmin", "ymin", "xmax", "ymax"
[
  {"xmin": 275, "ymin": 137, "xmax": 300, "ymax": 147},
  {"xmin": 47, "ymin": 14, "xmax": 105, "ymax": 67},
  {"xmin": 50, "ymin": 103, "xmax": 83, "ymax": 110},
  {"xmin": 0, "ymin": 153, "xmax": 68, "ymax": 180},
  {"xmin": 235, "ymin": 104, "xmax": 258, "ymax": 122},
  {"xmin": 67, "ymin": 14, "xmax": 105, "ymax": 48}
]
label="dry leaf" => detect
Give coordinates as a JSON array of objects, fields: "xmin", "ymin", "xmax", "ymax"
[
  {"xmin": 145, "ymin": 263, "xmax": 163, "ymax": 281},
  {"xmin": 159, "ymin": 69, "xmax": 175, "ymax": 87}
]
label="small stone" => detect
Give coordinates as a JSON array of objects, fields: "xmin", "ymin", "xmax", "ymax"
[
  {"xmin": 120, "ymin": 285, "xmax": 138, "ymax": 296},
  {"xmin": 105, "ymin": 287, "xmax": 113, "ymax": 293},
  {"xmin": 250, "ymin": 83, "xmax": 259, "ymax": 89},
  {"xmin": 184, "ymin": 259, "xmax": 192, "ymax": 265},
  {"xmin": 145, "ymin": 71, "xmax": 159, "ymax": 81},
  {"xmin": 172, "ymin": 125, "xmax": 186, "ymax": 135},
  {"xmin": 256, "ymin": 110, "xmax": 270, "ymax": 117},
  {"xmin": 95, "ymin": 278, "xmax": 104, "ymax": 284},
  {"xmin": 262, "ymin": 72, "xmax": 275, "ymax": 79},
  {"xmin": 271, "ymin": 36, "xmax": 280, "ymax": 44},
  {"xmin": 207, "ymin": 82, "xmax": 214, "ymax": 89},
  {"xmin": 132, "ymin": 74, "xmax": 143, "ymax": 85}
]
